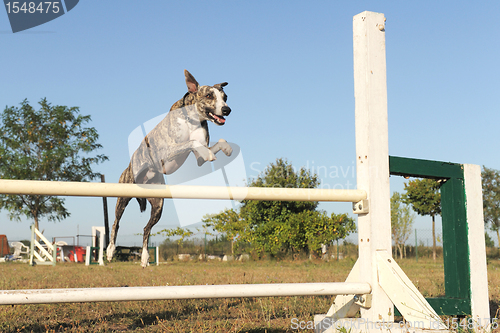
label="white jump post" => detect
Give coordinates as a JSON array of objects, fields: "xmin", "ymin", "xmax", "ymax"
[
  {"xmin": 464, "ymin": 164, "xmax": 490, "ymax": 323},
  {"xmin": 353, "ymin": 10, "xmax": 392, "ymax": 323},
  {"xmin": 315, "ymin": 12, "xmax": 449, "ymax": 332},
  {"xmin": 94, "ymin": 226, "xmax": 105, "ymax": 266},
  {"xmin": 85, "ymin": 226, "xmax": 105, "ymax": 266}
]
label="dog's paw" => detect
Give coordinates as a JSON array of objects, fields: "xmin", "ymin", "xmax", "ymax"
[
  {"xmin": 218, "ymin": 139, "xmax": 233, "ymax": 156},
  {"xmin": 141, "ymin": 248, "xmax": 150, "ymax": 268},
  {"xmin": 208, "ymin": 150, "xmax": 217, "ymax": 161},
  {"xmin": 197, "ymin": 156, "xmax": 215, "ymax": 166},
  {"xmin": 196, "ymin": 157, "xmax": 205, "ymax": 166},
  {"xmin": 195, "ymin": 146, "xmax": 216, "ymax": 165}
]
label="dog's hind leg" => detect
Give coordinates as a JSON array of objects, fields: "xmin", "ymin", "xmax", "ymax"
[
  {"xmin": 107, "ymin": 196, "xmax": 132, "ymax": 262},
  {"xmin": 140, "ymin": 197, "xmax": 164, "ymax": 267},
  {"xmin": 107, "ymin": 164, "xmax": 134, "ymax": 262}
]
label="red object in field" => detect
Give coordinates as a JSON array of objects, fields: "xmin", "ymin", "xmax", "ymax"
[
  {"xmin": 0, "ymin": 235, "xmax": 9, "ymax": 256},
  {"xmin": 67, "ymin": 246, "xmax": 86, "ymax": 262}
]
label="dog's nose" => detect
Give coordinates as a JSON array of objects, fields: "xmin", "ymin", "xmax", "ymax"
[{"xmin": 222, "ymin": 106, "xmax": 231, "ymax": 116}]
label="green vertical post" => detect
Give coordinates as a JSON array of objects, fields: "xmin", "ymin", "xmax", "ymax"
[
  {"xmin": 440, "ymin": 177, "xmax": 470, "ymax": 300},
  {"xmin": 148, "ymin": 246, "xmax": 157, "ymax": 264}
]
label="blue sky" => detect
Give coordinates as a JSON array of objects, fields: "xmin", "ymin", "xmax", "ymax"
[{"xmin": 1, "ymin": 1, "xmax": 499, "ymax": 246}]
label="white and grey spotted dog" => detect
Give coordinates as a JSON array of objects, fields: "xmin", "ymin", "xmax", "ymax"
[{"xmin": 107, "ymin": 70, "xmax": 233, "ymax": 267}]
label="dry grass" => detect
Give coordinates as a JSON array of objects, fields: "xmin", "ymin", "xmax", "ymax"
[
  {"xmin": 396, "ymin": 258, "xmax": 446, "ymax": 297},
  {"xmin": 0, "ymin": 257, "xmax": 498, "ymax": 332}
]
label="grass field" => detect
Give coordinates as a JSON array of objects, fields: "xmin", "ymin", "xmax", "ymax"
[{"xmin": 0, "ymin": 258, "xmax": 499, "ymax": 332}]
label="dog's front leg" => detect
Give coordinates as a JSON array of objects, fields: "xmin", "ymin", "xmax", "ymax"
[
  {"xmin": 192, "ymin": 140, "xmax": 232, "ymax": 167},
  {"xmin": 166, "ymin": 140, "xmax": 215, "ymax": 168},
  {"xmin": 209, "ymin": 139, "xmax": 233, "ymax": 157},
  {"xmin": 188, "ymin": 141, "xmax": 218, "ymax": 166},
  {"xmin": 193, "ymin": 144, "xmax": 216, "ymax": 166}
]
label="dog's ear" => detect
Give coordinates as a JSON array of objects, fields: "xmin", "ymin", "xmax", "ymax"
[
  {"xmin": 214, "ymin": 82, "xmax": 228, "ymax": 91},
  {"xmin": 184, "ymin": 70, "xmax": 199, "ymax": 93}
]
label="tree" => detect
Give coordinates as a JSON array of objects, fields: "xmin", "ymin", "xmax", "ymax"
[
  {"xmin": 152, "ymin": 227, "xmax": 194, "ymax": 246},
  {"xmin": 403, "ymin": 178, "xmax": 441, "ymax": 261},
  {"xmin": 485, "ymin": 232, "xmax": 495, "ymax": 248},
  {"xmin": 202, "ymin": 209, "xmax": 244, "ymax": 255},
  {"xmin": 390, "ymin": 192, "xmax": 415, "ymax": 259},
  {"xmin": 482, "ymin": 166, "xmax": 500, "ymax": 248},
  {"xmin": 203, "ymin": 158, "xmax": 356, "ymax": 257},
  {"xmin": 287, "ymin": 210, "xmax": 355, "ymax": 258},
  {"xmin": 239, "ymin": 158, "xmax": 320, "ymax": 256},
  {"xmin": 0, "ymin": 98, "xmax": 108, "ymax": 231}
]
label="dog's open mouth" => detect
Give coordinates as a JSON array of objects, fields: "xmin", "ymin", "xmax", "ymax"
[{"xmin": 208, "ymin": 112, "xmax": 226, "ymax": 125}]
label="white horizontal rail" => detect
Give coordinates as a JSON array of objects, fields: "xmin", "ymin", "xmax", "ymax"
[
  {"xmin": 0, "ymin": 282, "xmax": 371, "ymax": 305},
  {"xmin": 0, "ymin": 179, "xmax": 366, "ymax": 202}
]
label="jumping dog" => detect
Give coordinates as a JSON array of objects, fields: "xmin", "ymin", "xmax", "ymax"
[{"xmin": 106, "ymin": 70, "xmax": 233, "ymax": 267}]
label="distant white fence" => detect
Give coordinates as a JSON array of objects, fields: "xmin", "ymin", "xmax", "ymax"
[{"xmin": 29, "ymin": 225, "xmax": 56, "ymax": 266}]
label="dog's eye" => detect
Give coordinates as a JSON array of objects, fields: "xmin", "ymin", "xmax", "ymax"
[{"xmin": 206, "ymin": 94, "xmax": 213, "ymax": 99}]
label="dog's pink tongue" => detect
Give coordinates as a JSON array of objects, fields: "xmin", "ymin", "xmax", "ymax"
[{"xmin": 215, "ymin": 115, "xmax": 225, "ymax": 124}]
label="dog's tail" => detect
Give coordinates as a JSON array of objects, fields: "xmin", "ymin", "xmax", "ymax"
[{"xmin": 137, "ymin": 198, "xmax": 147, "ymax": 212}]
